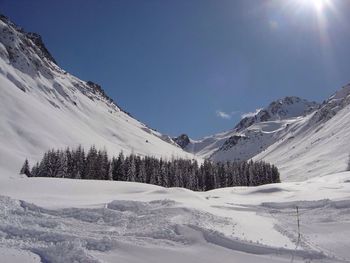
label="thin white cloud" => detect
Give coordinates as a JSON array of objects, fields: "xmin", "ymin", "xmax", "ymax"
[
  {"xmin": 241, "ymin": 108, "xmax": 262, "ymax": 119},
  {"xmin": 216, "ymin": 110, "xmax": 240, "ymax": 120},
  {"xmin": 216, "ymin": 110, "xmax": 231, "ymax": 119}
]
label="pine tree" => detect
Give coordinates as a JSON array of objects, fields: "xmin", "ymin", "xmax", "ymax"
[
  {"xmin": 85, "ymin": 146, "xmax": 98, "ymax": 179},
  {"xmin": 112, "ymin": 152, "xmax": 125, "ymax": 181},
  {"xmin": 138, "ymin": 158, "xmax": 147, "ymax": 183},
  {"xmin": 126, "ymin": 154, "xmax": 136, "ymax": 182},
  {"xmin": 56, "ymin": 151, "xmax": 68, "ymax": 178},
  {"xmin": 73, "ymin": 145, "xmax": 86, "ymax": 179},
  {"xmin": 31, "ymin": 162, "xmax": 40, "ymax": 177},
  {"xmin": 100, "ymin": 149, "xmax": 110, "ymax": 180},
  {"xmin": 20, "ymin": 159, "xmax": 31, "ymax": 177}
]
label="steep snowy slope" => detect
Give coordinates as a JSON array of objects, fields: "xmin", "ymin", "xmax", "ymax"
[
  {"xmin": 0, "ymin": 15, "xmax": 191, "ymax": 177},
  {"xmin": 254, "ymin": 84, "xmax": 350, "ymax": 181}
]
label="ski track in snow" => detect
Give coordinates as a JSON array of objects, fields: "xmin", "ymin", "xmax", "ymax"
[
  {"xmin": 0, "ymin": 196, "xmax": 328, "ymax": 263},
  {"xmin": 1, "ymin": 172, "xmax": 350, "ymax": 262}
]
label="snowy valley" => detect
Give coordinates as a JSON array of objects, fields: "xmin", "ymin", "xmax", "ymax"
[{"xmin": 1, "ymin": 13, "xmax": 350, "ymax": 263}]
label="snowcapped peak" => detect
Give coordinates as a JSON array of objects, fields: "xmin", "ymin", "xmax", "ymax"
[
  {"xmin": 0, "ymin": 14, "xmax": 57, "ymax": 65},
  {"xmin": 235, "ymin": 96, "xmax": 318, "ymax": 131},
  {"xmin": 266, "ymin": 96, "xmax": 318, "ymax": 116}
]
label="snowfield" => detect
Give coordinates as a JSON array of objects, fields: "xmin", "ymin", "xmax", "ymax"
[{"xmin": 1, "ymin": 172, "xmax": 350, "ymax": 262}]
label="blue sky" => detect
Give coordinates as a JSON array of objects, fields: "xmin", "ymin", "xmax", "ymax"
[{"xmin": 2, "ymin": 0, "xmax": 350, "ymax": 138}]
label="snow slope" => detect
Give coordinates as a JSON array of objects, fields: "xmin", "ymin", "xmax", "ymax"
[
  {"xmin": 0, "ymin": 15, "xmax": 192, "ymax": 177},
  {"xmin": 0, "ymin": 172, "xmax": 349, "ymax": 262},
  {"xmin": 254, "ymin": 85, "xmax": 350, "ymax": 181},
  {"xmin": 182, "ymin": 91, "xmax": 350, "ymax": 181}
]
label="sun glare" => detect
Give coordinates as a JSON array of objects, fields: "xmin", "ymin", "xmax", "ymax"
[
  {"xmin": 313, "ymin": 0, "xmax": 328, "ymax": 11},
  {"xmin": 297, "ymin": 0, "xmax": 331, "ymax": 12}
]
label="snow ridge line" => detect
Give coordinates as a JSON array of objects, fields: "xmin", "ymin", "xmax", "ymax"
[{"xmin": 182, "ymin": 225, "xmax": 326, "ymax": 260}]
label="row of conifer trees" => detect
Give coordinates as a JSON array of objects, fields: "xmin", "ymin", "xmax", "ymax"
[{"xmin": 20, "ymin": 145, "xmax": 280, "ymax": 191}]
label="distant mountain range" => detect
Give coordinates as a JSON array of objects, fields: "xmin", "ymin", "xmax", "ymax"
[
  {"xmin": 1, "ymin": 14, "xmax": 350, "ymax": 181},
  {"xmin": 174, "ymin": 88, "xmax": 350, "ymax": 181}
]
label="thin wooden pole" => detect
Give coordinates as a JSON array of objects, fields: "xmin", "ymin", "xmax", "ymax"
[{"xmin": 296, "ymin": 206, "xmax": 300, "ymax": 242}]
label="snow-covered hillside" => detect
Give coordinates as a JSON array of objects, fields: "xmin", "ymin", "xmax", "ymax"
[
  {"xmin": 0, "ymin": 15, "xmax": 192, "ymax": 177},
  {"xmin": 255, "ymin": 84, "xmax": 350, "ymax": 181},
  {"xmin": 180, "ymin": 92, "xmax": 350, "ymax": 181}
]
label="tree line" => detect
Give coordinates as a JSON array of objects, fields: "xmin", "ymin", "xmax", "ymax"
[{"xmin": 20, "ymin": 146, "xmax": 280, "ymax": 191}]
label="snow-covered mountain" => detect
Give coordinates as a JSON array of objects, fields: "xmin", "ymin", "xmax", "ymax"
[
  {"xmin": 179, "ymin": 92, "xmax": 350, "ymax": 181},
  {"xmin": 180, "ymin": 96, "xmax": 319, "ymax": 159},
  {"xmin": 0, "ymin": 15, "xmax": 191, "ymax": 177},
  {"xmin": 255, "ymin": 84, "xmax": 350, "ymax": 181}
]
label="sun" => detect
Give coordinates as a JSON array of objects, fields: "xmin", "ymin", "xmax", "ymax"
[
  {"xmin": 312, "ymin": 0, "xmax": 329, "ymax": 11},
  {"xmin": 297, "ymin": 0, "xmax": 331, "ymax": 12}
]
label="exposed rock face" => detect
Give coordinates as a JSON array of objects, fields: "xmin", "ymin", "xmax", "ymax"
[
  {"xmin": 219, "ymin": 135, "xmax": 248, "ymax": 151},
  {"xmin": 0, "ymin": 14, "xmax": 57, "ymax": 65},
  {"xmin": 173, "ymin": 134, "xmax": 191, "ymax": 149},
  {"xmin": 25, "ymin": 32, "xmax": 57, "ymax": 65},
  {"xmin": 311, "ymin": 84, "xmax": 350, "ymax": 124}
]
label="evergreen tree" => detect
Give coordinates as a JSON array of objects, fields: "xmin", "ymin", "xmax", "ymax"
[
  {"xmin": 56, "ymin": 150, "xmax": 68, "ymax": 178},
  {"xmin": 20, "ymin": 159, "xmax": 31, "ymax": 177},
  {"xmin": 85, "ymin": 146, "xmax": 98, "ymax": 179},
  {"xmin": 31, "ymin": 162, "xmax": 40, "ymax": 177},
  {"xmin": 126, "ymin": 154, "xmax": 136, "ymax": 182},
  {"xmin": 112, "ymin": 152, "xmax": 125, "ymax": 181}
]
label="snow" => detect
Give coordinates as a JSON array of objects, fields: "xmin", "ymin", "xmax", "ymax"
[
  {"xmin": 254, "ymin": 104, "xmax": 350, "ymax": 181},
  {"xmin": 0, "ymin": 172, "xmax": 349, "ymax": 262},
  {"xmin": 184, "ymin": 91, "xmax": 350, "ymax": 182},
  {"xmin": 184, "ymin": 97, "xmax": 320, "ymax": 166},
  {"xmin": 0, "ymin": 18, "xmax": 193, "ymax": 178},
  {"xmin": 0, "ymin": 247, "xmax": 40, "ymax": 263},
  {"xmin": 1, "ymin": 13, "xmax": 350, "ymax": 263}
]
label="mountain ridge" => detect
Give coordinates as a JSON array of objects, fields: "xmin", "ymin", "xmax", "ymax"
[
  {"xmin": 175, "ymin": 90, "xmax": 350, "ymax": 181},
  {"xmin": 0, "ymin": 14, "xmax": 191, "ymax": 177}
]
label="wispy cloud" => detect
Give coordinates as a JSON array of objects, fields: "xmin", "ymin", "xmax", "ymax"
[
  {"xmin": 216, "ymin": 110, "xmax": 231, "ymax": 119},
  {"xmin": 216, "ymin": 110, "xmax": 239, "ymax": 120},
  {"xmin": 241, "ymin": 108, "xmax": 262, "ymax": 119}
]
